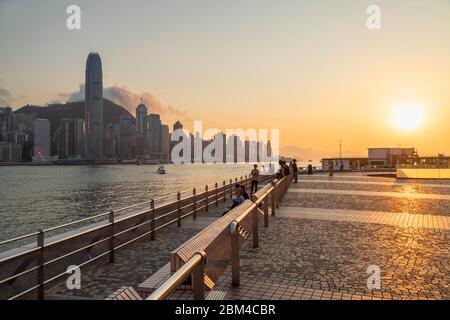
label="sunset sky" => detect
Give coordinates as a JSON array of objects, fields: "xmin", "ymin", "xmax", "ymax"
[{"xmin": 1, "ymin": 0, "xmax": 449, "ymax": 159}]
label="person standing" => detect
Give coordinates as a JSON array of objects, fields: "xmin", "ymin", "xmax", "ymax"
[
  {"xmin": 292, "ymin": 159, "xmax": 298, "ymax": 183},
  {"xmin": 329, "ymin": 160, "xmax": 334, "ymax": 177},
  {"xmin": 250, "ymin": 164, "xmax": 260, "ymax": 193}
]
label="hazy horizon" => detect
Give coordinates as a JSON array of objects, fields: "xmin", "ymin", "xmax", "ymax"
[{"xmin": 1, "ymin": 0, "xmax": 450, "ymax": 159}]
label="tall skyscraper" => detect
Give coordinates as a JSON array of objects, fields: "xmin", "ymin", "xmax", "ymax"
[
  {"xmin": 146, "ymin": 114, "xmax": 161, "ymax": 153},
  {"xmin": 160, "ymin": 124, "xmax": 170, "ymax": 160},
  {"xmin": 103, "ymin": 123, "xmax": 116, "ymax": 158},
  {"xmin": 57, "ymin": 119, "xmax": 85, "ymax": 159},
  {"xmin": 136, "ymin": 102, "xmax": 148, "ymax": 137},
  {"xmin": 33, "ymin": 118, "xmax": 50, "ymax": 157},
  {"xmin": 119, "ymin": 116, "xmax": 134, "ymax": 158},
  {"xmin": 85, "ymin": 52, "xmax": 103, "ymax": 161}
]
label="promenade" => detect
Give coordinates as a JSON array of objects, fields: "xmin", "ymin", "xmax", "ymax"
[
  {"xmin": 211, "ymin": 174, "xmax": 450, "ymax": 300},
  {"xmin": 42, "ymin": 173, "xmax": 450, "ymax": 300}
]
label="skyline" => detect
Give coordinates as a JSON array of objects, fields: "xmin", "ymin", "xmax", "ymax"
[{"xmin": 1, "ymin": 0, "xmax": 450, "ymax": 159}]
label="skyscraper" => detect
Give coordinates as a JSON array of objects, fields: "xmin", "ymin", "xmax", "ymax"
[
  {"xmin": 146, "ymin": 114, "xmax": 161, "ymax": 153},
  {"xmin": 33, "ymin": 118, "xmax": 50, "ymax": 157},
  {"xmin": 57, "ymin": 119, "xmax": 85, "ymax": 159},
  {"xmin": 85, "ymin": 52, "xmax": 103, "ymax": 161},
  {"xmin": 173, "ymin": 121, "xmax": 183, "ymax": 132},
  {"xmin": 160, "ymin": 124, "xmax": 170, "ymax": 162},
  {"xmin": 136, "ymin": 102, "xmax": 148, "ymax": 137},
  {"xmin": 119, "ymin": 115, "xmax": 134, "ymax": 158}
]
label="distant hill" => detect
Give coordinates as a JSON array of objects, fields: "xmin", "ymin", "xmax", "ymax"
[{"xmin": 14, "ymin": 99, "xmax": 135, "ymax": 136}]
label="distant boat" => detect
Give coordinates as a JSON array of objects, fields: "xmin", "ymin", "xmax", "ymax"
[{"xmin": 157, "ymin": 165, "xmax": 166, "ymax": 174}]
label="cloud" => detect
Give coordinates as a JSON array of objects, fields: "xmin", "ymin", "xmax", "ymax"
[
  {"xmin": 0, "ymin": 87, "xmax": 11, "ymax": 106},
  {"xmin": 59, "ymin": 84, "xmax": 190, "ymax": 124}
]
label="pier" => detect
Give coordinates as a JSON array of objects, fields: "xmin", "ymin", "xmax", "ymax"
[{"xmin": 1, "ymin": 173, "xmax": 450, "ymax": 300}]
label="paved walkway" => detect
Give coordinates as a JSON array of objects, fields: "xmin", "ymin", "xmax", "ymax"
[
  {"xmin": 43, "ymin": 204, "xmax": 228, "ymax": 299},
  {"xmin": 212, "ymin": 175, "xmax": 450, "ymax": 300},
  {"xmin": 289, "ymin": 188, "xmax": 450, "ymax": 200}
]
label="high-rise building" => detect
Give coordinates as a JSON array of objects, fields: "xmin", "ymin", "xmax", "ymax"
[
  {"xmin": 136, "ymin": 103, "xmax": 148, "ymax": 137},
  {"xmin": 33, "ymin": 118, "xmax": 50, "ymax": 157},
  {"xmin": 85, "ymin": 52, "xmax": 103, "ymax": 161},
  {"xmin": 57, "ymin": 119, "xmax": 85, "ymax": 159},
  {"xmin": 160, "ymin": 124, "xmax": 170, "ymax": 161},
  {"xmin": 146, "ymin": 114, "xmax": 161, "ymax": 153},
  {"xmin": 119, "ymin": 116, "xmax": 134, "ymax": 158},
  {"xmin": 173, "ymin": 121, "xmax": 183, "ymax": 132},
  {"xmin": 103, "ymin": 123, "xmax": 116, "ymax": 158},
  {"xmin": 0, "ymin": 107, "xmax": 15, "ymax": 142}
]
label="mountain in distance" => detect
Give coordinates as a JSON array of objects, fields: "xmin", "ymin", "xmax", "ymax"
[{"xmin": 14, "ymin": 99, "xmax": 135, "ymax": 136}]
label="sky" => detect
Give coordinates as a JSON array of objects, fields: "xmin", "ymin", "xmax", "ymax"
[{"xmin": 1, "ymin": 0, "xmax": 450, "ymax": 159}]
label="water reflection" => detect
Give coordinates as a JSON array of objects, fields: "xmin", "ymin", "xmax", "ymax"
[{"xmin": 0, "ymin": 164, "xmax": 254, "ymax": 241}]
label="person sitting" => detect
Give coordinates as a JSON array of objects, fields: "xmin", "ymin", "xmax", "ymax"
[
  {"xmin": 222, "ymin": 187, "xmax": 246, "ymax": 216},
  {"xmin": 237, "ymin": 183, "xmax": 250, "ymax": 200}
]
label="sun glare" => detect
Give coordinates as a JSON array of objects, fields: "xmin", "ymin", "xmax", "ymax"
[{"xmin": 392, "ymin": 103, "xmax": 424, "ymax": 131}]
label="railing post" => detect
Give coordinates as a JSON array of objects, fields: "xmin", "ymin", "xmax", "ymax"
[
  {"xmin": 252, "ymin": 208, "xmax": 259, "ymax": 248},
  {"xmin": 150, "ymin": 199, "xmax": 155, "ymax": 240},
  {"xmin": 264, "ymin": 199, "xmax": 269, "ymax": 227},
  {"xmin": 37, "ymin": 229, "xmax": 44, "ymax": 300},
  {"xmin": 193, "ymin": 188, "xmax": 197, "ymax": 219},
  {"xmin": 177, "ymin": 192, "xmax": 181, "ymax": 227},
  {"xmin": 192, "ymin": 253, "xmax": 206, "ymax": 300},
  {"xmin": 109, "ymin": 210, "xmax": 115, "ymax": 263},
  {"xmin": 223, "ymin": 181, "xmax": 226, "ymax": 203},
  {"xmin": 215, "ymin": 182, "xmax": 218, "ymax": 206},
  {"xmin": 229, "ymin": 179, "xmax": 233, "ymax": 199},
  {"xmin": 231, "ymin": 223, "xmax": 240, "ymax": 287},
  {"xmin": 276, "ymin": 182, "xmax": 280, "ymax": 208},
  {"xmin": 271, "ymin": 183, "xmax": 276, "ymax": 215},
  {"xmin": 205, "ymin": 185, "xmax": 209, "ymax": 212}
]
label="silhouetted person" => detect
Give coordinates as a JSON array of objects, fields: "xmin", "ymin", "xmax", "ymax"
[
  {"xmin": 292, "ymin": 159, "xmax": 298, "ymax": 183},
  {"xmin": 340, "ymin": 161, "xmax": 344, "ymax": 172},
  {"xmin": 329, "ymin": 161, "xmax": 334, "ymax": 177},
  {"xmin": 236, "ymin": 183, "xmax": 250, "ymax": 200},
  {"xmin": 250, "ymin": 164, "xmax": 259, "ymax": 193}
]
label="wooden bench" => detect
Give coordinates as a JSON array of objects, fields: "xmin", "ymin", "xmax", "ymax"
[
  {"xmin": 206, "ymin": 290, "xmax": 227, "ymax": 300},
  {"xmin": 136, "ymin": 263, "xmax": 171, "ymax": 298},
  {"xmin": 170, "ymin": 183, "xmax": 274, "ymax": 287},
  {"xmin": 105, "ymin": 286, "xmax": 142, "ymax": 300}
]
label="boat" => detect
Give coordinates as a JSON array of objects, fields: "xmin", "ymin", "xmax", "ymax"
[{"xmin": 157, "ymin": 165, "xmax": 166, "ymax": 174}]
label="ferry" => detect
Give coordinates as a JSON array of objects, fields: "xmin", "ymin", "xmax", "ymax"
[{"xmin": 157, "ymin": 165, "xmax": 167, "ymax": 174}]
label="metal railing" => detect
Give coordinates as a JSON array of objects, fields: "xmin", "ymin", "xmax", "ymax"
[
  {"xmin": 147, "ymin": 173, "xmax": 293, "ymax": 300},
  {"xmin": 0, "ymin": 174, "xmax": 273, "ymax": 300}
]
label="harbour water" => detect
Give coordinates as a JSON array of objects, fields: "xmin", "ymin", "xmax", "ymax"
[{"xmin": 0, "ymin": 163, "xmax": 266, "ymax": 242}]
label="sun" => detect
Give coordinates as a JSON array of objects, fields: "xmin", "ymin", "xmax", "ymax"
[{"xmin": 392, "ymin": 103, "xmax": 424, "ymax": 131}]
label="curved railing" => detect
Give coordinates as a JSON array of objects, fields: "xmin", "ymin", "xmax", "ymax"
[{"xmin": 146, "ymin": 173, "xmax": 293, "ymax": 300}]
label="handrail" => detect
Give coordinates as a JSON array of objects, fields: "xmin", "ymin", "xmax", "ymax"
[
  {"xmin": 0, "ymin": 174, "xmax": 266, "ymax": 247},
  {"xmin": 150, "ymin": 175, "xmax": 289, "ymax": 300},
  {"xmin": 0, "ymin": 174, "xmax": 273, "ymax": 300},
  {"xmin": 146, "ymin": 252, "xmax": 206, "ymax": 300}
]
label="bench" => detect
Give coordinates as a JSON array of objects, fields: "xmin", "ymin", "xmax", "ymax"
[
  {"xmin": 105, "ymin": 286, "xmax": 142, "ymax": 300},
  {"xmin": 170, "ymin": 183, "xmax": 274, "ymax": 288},
  {"xmin": 136, "ymin": 263, "xmax": 171, "ymax": 298}
]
